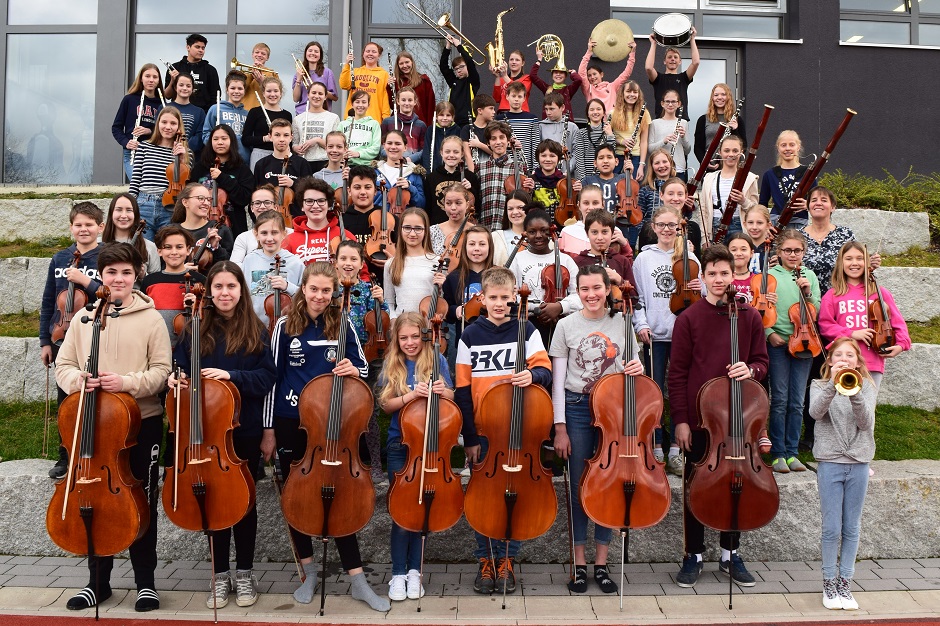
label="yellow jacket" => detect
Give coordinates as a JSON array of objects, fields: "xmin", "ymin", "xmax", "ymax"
[{"xmin": 339, "ymin": 64, "xmax": 392, "ymax": 123}]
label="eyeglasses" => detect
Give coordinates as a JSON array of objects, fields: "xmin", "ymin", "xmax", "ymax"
[
  {"xmin": 780, "ymin": 248, "xmax": 805, "ymax": 255},
  {"xmin": 401, "ymin": 225, "xmax": 426, "ymax": 233},
  {"xmin": 303, "ymin": 198, "xmax": 329, "ymax": 206},
  {"xmin": 653, "ymin": 222, "xmax": 679, "ymax": 230},
  {"xmin": 663, "ymin": 100, "xmax": 679, "ymax": 105},
  {"xmin": 187, "ymin": 195, "xmax": 211, "ymax": 203},
  {"xmin": 250, "ymin": 200, "xmax": 275, "ymax": 208}
]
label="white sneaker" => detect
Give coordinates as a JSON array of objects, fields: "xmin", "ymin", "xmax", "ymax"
[
  {"xmin": 406, "ymin": 569, "xmax": 425, "ymax": 599},
  {"xmin": 653, "ymin": 449, "xmax": 665, "ymax": 463},
  {"xmin": 837, "ymin": 577, "xmax": 859, "ymax": 610},
  {"xmin": 388, "ymin": 574, "xmax": 407, "ymax": 601},
  {"xmin": 666, "ymin": 454, "xmax": 684, "ymax": 476},
  {"xmin": 822, "ymin": 578, "xmax": 842, "ymax": 610},
  {"xmin": 206, "ymin": 572, "xmax": 231, "ymax": 609},
  {"xmin": 234, "ymin": 569, "xmax": 258, "ymax": 607}
]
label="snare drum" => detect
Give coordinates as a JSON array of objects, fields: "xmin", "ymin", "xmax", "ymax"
[{"xmin": 652, "ymin": 13, "xmax": 693, "ymax": 48}]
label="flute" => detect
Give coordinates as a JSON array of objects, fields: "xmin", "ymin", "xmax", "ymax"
[
  {"xmin": 429, "ymin": 112, "xmax": 437, "ymax": 172},
  {"xmin": 216, "ymin": 91, "xmax": 221, "ymax": 127},
  {"xmin": 129, "ymin": 90, "xmax": 145, "ymax": 166}
]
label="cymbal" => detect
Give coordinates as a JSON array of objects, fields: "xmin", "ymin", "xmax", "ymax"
[{"xmin": 590, "ymin": 19, "xmax": 635, "ymax": 63}]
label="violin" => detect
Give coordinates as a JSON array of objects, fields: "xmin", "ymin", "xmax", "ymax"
[
  {"xmin": 386, "ymin": 162, "xmax": 411, "ymax": 217},
  {"xmin": 419, "ymin": 257, "xmax": 450, "ymax": 355},
  {"xmin": 750, "ymin": 240, "xmax": 778, "ymax": 329},
  {"xmin": 387, "ymin": 315, "xmax": 464, "ymax": 535},
  {"xmin": 190, "ymin": 220, "xmax": 219, "ymax": 273},
  {"xmin": 503, "ymin": 142, "xmax": 530, "ymax": 194},
  {"xmin": 464, "ymin": 284, "xmax": 556, "ymax": 545},
  {"xmin": 47, "ymin": 287, "xmax": 148, "ymax": 563},
  {"xmin": 172, "ymin": 272, "xmax": 195, "ymax": 338},
  {"xmin": 688, "ymin": 285, "xmax": 779, "ymax": 533},
  {"xmin": 208, "ymin": 156, "xmax": 231, "ymax": 228},
  {"xmin": 277, "ymin": 156, "xmax": 294, "ymax": 225},
  {"xmin": 362, "ymin": 273, "xmax": 391, "ymax": 363},
  {"xmin": 504, "ymin": 233, "xmax": 527, "ymax": 269},
  {"xmin": 441, "ymin": 211, "xmax": 473, "ymax": 271},
  {"xmin": 364, "ymin": 181, "xmax": 396, "ymax": 265},
  {"xmin": 582, "ymin": 288, "xmax": 669, "ymax": 532},
  {"xmin": 787, "ymin": 263, "xmax": 822, "ymax": 359},
  {"xmin": 616, "ymin": 176, "xmax": 642, "ymax": 227},
  {"xmin": 129, "ymin": 219, "xmax": 147, "ymax": 247},
  {"xmin": 263, "ymin": 255, "xmax": 294, "ymax": 335},
  {"xmin": 555, "ymin": 115, "xmax": 577, "ymax": 227},
  {"xmin": 599, "ymin": 250, "xmax": 623, "ymax": 304},
  {"xmin": 669, "ymin": 220, "xmax": 701, "ymax": 314},
  {"xmin": 540, "ymin": 225, "xmax": 570, "ymax": 307},
  {"xmin": 51, "ymin": 250, "xmax": 89, "ymax": 346},
  {"xmin": 163, "ymin": 283, "xmax": 254, "ymax": 532},
  {"xmin": 867, "ymin": 266, "xmax": 896, "ymax": 354},
  {"xmin": 163, "ymin": 130, "xmax": 190, "ymax": 207}
]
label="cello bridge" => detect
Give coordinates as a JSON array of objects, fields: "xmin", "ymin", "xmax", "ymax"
[
  {"xmin": 189, "ymin": 458, "xmax": 210, "ymax": 465},
  {"xmin": 320, "ymin": 460, "xmax": 342, "ymax": 466},
  {"xmin": 75, "ymin": 477, "xmax": 101, "ymax": 484},
  {"xmin": 618, "ymin": 454, "xmax": 639, "ymax": 459},
  {"xmin": 724, "ymin": 455, "xmax": 746, "ymax": 460},
  {"xmin": 501, "ymin": 464, "xmax": 522, "ymax": 473},
  {"xmin": 422, "ymin": 467, "xmax": 439, "ymax": 473}
]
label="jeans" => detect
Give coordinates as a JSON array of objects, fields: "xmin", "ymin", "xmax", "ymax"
[
  {"xmin": 472, "ymin": 437, "xmax": 521, "ymax": 560},
  {"xmin": 711, "ymin": 216, "xmax": 743, "ymax": 243},
  {"xmin": 642, "ymin": 341, "xmax": 671, "ymax": 448},
  {"xmin": 817, "ymin": 461, "xmax": 869, "ymax": 580},
  {"xmin": 386, "ymin": 438, "xmax": 424, "ymax": 575},
  {"xmin": 615, "ymin": 154, "xmax": 640, "ymax": 176},
  {"xmin": 564, "ymin": 391, "xmax": 612, "ymax": 546},
  {"xmin": 137, "ymin": 192, "xmax": 174, "ymax": 242},
  {"xmin": 768, "ymin": 344, "xmax": 813, "ymax": 458},
  {"xmin": 123, "ymin": 148, "xmax": 134, "ymax": 183}
]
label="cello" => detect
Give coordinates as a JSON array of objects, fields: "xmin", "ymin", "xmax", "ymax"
[
  {"xmin": 750, "ymin": 239, "xmax": 778, "ymax": 329},
  {"xmin": 387, "ymin": 315, "xmax": 464, "ymax": 610},
  {"xmin": 464, "ymin": 284, "xmax": 556, "ymax": 607},
  {"xmin": 687, "ymin": 286, "xmax": 779, "ymax": 606},
  {"xmin": 362, "ymin": 273, "xmax": 391, "ymax": 363},
  {"xmin": 787, "ymin": 263, "xmax": 823, "ymax": 359},
  {"xmin": 51, "ymin": 250, "xmax": 89, "ymax": 346},
  {"xmin": 281, "ymin": 277, "xmax": 374, "ymax": 616},
  {"xmin": 163, "ymin": 130, "xmax": 189, "ymax": 207},
  {"xmin": 47, "ymin": 287, "xmax": 148, "ymax": 618},
  {"xmin": 364, "ymin": 180, "xmax": 396, "ymax": 265},
  {"xmin": 208, "ymin": 156, "xmax": 231, "ymax": 228},
  {"xmin": 669, "ymin": 220, "xmax": 701, "ymax": 314},
  {"xmin": 263, "ymin": 255, "xmax": 293, "ymax": 335}
]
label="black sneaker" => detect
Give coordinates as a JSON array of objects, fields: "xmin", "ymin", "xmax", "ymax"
[
  {"xmin": 675, "ymin": 555, "xmax": 703, "ymax": 588},
  {"xmin": 473, "ymin": 557, "xmax": 495, "ymax": 594},
  {"xmin": 49, "ymin": 446, "xmax": 68, "ymax": 480},
  {"xmin": 719, "ymin": 554, "xmax": 756, "ymax": 587},
  {"xmin": 495, "ymin": 557, "xmax": 516, "ymax": 594},
  {"xmin": 567, "ymin": 565, "xmax": 587, "ymax": 593},
  {"xmin": 593, "ymin": 565, "xmax": 618, "ymax": 594}
]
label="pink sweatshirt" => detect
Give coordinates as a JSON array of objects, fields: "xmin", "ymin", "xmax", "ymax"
[
  {"xmin": 579, "ymin": 49, "xmax": 635, "ymax": 114},
  {"xmin": 818, "ymin": 282, "xmax": 911, "ymax": 373}
]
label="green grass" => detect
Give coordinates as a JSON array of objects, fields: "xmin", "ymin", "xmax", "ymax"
[
  {"xmin": 908, "ymin": 316, "xmax": 940, "ymax": 344},
  {"xmin": 880, "ymin": 246, "xmax": 940, "ymax": 268},
  {"xmin": 0, "ymin": 192, "xmax": 111, "ymax": 201},
  {"xmin": 0, "ymin": 401, "xmax": 56, "ymax": 462},
  {"xmin": 0, "ymin": 237, "xmax": 73, "ymax": 259},
  {"xmin": 0, "ymin": 312, "xmax": 40, "ymax": 338}
]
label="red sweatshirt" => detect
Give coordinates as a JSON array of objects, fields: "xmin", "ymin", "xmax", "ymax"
[{"xmin": 283, "ymin": 215, "xmax": 367, "ymax": 280}]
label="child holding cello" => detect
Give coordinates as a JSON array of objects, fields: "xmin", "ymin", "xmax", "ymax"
[
  {"xmin": 376, "ymin": 312, "xmax": 455, "ymax": 601},
  {"xmin": 168, "ymin": 261, "xmax": 276, "ymax": 609},
  {"xmin": 818, "ymin": 242, "xmax": 909, "ymax": 389}
]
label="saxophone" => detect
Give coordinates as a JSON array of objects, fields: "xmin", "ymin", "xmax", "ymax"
[{"xmin": 486, "ymin": 8, "xmax": 515, "ymax": 68}]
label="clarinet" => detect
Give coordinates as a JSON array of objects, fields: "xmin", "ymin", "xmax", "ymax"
[
  {"xmin": 388, "ymin": 53, "xmax": 398, "ymax": 131},
  {"xmin": 721, "ymin": 97, "xmax": 745, "ymax": 140},
  {"xmin": 669, "ymin": 107, "xmax": 684, "ymax": 157}
]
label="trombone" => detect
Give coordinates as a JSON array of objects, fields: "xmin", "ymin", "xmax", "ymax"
[
  {"xmin": 231, "ymin": 57, "xmax": 277, "ymax": 76},
  {"xmin": 292, "ymin": 53, "xmax": 312, "ymax": 89},
  {"xmin": 406, "ymin": 3, "xmax": 487, "ymax": 66}
]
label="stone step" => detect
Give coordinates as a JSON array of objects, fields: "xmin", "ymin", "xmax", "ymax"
[{"xmin": 833, "ymin": 208, "xmax": 930, "ymax": 255}]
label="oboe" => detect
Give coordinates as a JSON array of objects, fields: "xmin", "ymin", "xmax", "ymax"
[
  {"xmin": 722, "ymin": 97, "xmax": 745, "ymax": 139},
  {"xmin": 669, "ymin": 107, "xmax": 684, "ymax": 157}
]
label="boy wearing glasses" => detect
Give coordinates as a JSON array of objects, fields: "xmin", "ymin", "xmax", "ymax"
[
  {"xmin": 252, "ymin": 119, "xmax": 312, "ymax": 218},
  {"xmin": 283, "ymin": 177, "xmax": 355, "ymax": 266}
]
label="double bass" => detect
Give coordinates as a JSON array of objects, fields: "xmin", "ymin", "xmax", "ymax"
[
  {"xmin": 263, "ymin": 255, "xmax": 293, "ymax": 335},
  {"xmin": 50, "ymin": 250, "xmax": 89, "ymax": 346},
  {"xmin": 669, "ymin": 221, "xmax": 701, "ymax": 314},
  {"xmin": 787, "ymin": 263, "xmax": 822, "ymax": 359},
  {"xmin": 47, "ymin": 288, "xmax": 148, "ymax": 619}
]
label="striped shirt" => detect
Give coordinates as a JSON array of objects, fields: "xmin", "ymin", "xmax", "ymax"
[
  {"xmin": 129, "ymin": 142, "xmax": 182, "ymax": 195},
  {"xmin": 573, "ymin": 125, "xmax": 615, "ymax": 180},
  {"xmin": 500, "ymin": 111, "xmax": 540, "ymax": 171}
]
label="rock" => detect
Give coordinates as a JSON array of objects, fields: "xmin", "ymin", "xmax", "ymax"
[
  {"xmin": 833, "ymin": 208, "xmax": 930, "ymax": 255},
  {"xmin": 0, "ymin": 258, "xmax": 28, "ymax": 314},
  {"xmin": 0, "ymin": 338, "xmax": 26, "ymax": 402},
  {"xmin": 0, "ymin": 459, "xmax": 59, "ymax": 556},
  {"xmin": 876, "ymin": 267, "xmax": 940, "ymax": 323},
  {"xmin": 24, "ymin": 258, "xmax": 51, "ymax": 314},
  {"xmin": 881, "ymin": 343, "xmax": 940, "ymax": 410},
  {"xmin": 24, "ymin": 338, "xmax": 51, "ymax": 402},
  {"xmin": 0, "ymin": 199, "xmax": 73, "ymax": 242}
]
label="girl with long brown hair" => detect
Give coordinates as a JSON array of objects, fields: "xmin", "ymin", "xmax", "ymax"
[
  {"xmin": 114, "ymin": 63, "xmax": 163, "ymax": 181},
  {"xmin": 102, "ymin": 193, "xmax": 159, "ymax": 276},
  {"xmin": 384, "ymin": 207, "xmax": 439, "ymax": 318},
  {"xmin": 391, "ymin": 51, "xmax": 437, "ymax": 127},
  {"xmin": 610, "ymin": 80, "xmax": 650, "ymax": 178}
]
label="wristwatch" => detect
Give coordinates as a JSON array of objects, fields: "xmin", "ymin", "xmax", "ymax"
[{"xmin": 748, "ymin": 367, "xmax": 755, "ymax": 379}]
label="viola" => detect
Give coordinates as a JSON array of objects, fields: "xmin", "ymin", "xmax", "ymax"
[
  {"xmin": 50, "ymin": 250, "xmax": 89, "ymax": 346},
  {"xmin": 419, "ymin": 257, "xmax": 450, "ymax": 355},
  {"xmin": 688, "ymin": 286, "xmax": 779, "ymax": 534},
  {"xmin": 615, "ymin": 177, "xmax": 642, "ymax": 227},
  {"xmin": 387, "ymin": 162, "xmax": 411, "ymax": 217},
  {"xmin": 190, "ymin": 220, "xmax": 220, "ymax": 273},
  {"xmin": 47, "ymin": 287, "xmax": 148, "ymax": 563},
  {"xmin": 787, "ymin": 263, "xmax": 822, "ymax": 359},
  {"xmin": 328, "ymin": 179, "xmax": 350, "ymax": 261},
  {"xmin": 464, "ymin": 284, "xmax": 556, "ymax": 547},
  {"xmin": 582, "ymin": 289, "xmax": 669, "ymax": 532},
  {"xmin": 208, "ymin": 156, "xmax": 231, "ymax": 228},
  {"xmin": 263, "ymin": 255, "xmax": 293, "ymax": 335},
  {"xmin": 163, "ymin": 283, "xmax": 254, "ymax": 532},
  {"xmin": 172, "ymin": 272, "xmax": 195, "ymax": 338},
  {"xmin": 163, "ymin": 131, "xmax": 190, "ymax": 207},
  {"xmin": 362, "ymin": 273, "xmax": 391, "ymax": 363},
  {"xmin": 540, "ymin": 225, "xmax": 570, "ymax": 306},
  {"xmin": 867, "ymin": 267, "xmax": 896, "ymax": 354},
  {"xmin": 669, "ymin": 220, "xmax": 701, "ymax": 314},
  {"xmin": 277, "ymin": 156, "xmax": 294, "ymax": 226},
  {"xmin": 387, "ymin": 316, "xmax": 464, "ymax": 534},
  {"xmin": 441, "ymin": 212, "xmax": 474, "ymax": 271},
  {"xmin": 364, "ymin": 181, "xmax": 396, "ymax": 265},
  {"xmin": 749, "ymin": 240, "xmax": 777, "ymax": 329}
]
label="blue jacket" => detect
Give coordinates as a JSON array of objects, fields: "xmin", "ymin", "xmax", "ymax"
[
  {"xmin": 112, "ymin": 93, "xmax": 163, "ymax": 148},
  {"xmin": 40, "ymin": 244, "xmax": 102, "ymax": 347}
]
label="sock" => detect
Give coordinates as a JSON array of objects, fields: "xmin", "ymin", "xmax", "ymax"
[
  {"xmin": 293, "ymin": 563, "xmax": 318, "ymax": 604},
  {"xmin": 721, "ymin": 548, "xmax": 734, "ymax": 562},
  {"xmin": 350, "ymin": 572, "xmax": 390, "ymax": 612},
  {"xmin": 695, "ymin": 553, "xmax": 703, "ymax": 563},
  {"xmin": 668, "ymin": 446, "xmax": 680, "ymax": 458}
]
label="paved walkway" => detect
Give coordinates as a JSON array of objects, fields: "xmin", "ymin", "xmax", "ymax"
[{"xmin": 1, "ymin": 555, "xmax": 939, "ymax": 623}]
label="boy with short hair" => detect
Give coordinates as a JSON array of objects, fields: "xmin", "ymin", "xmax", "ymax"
[
  {"xmin": 645, "ymin": 30, "xmax": 699, "ymax": 120},
  {"xmin": 253, "ymin": 119, "xmax": 313, "ymax": 216},
  {"xmin": 241, "ymin": 42, "xmax": 279, "ymax": 110},
  {"xmin": 455, "ymin": 266, "xmax": 552, "ymax": 595},
  {"xmin": 439, "ymin": 35, "xmax": 480, "ymax": 128},
  {"xmin": 580, "ymin": 145, "xmax": 626, "ymax": 215},
  {"xmin": 203, "ymin": 70, "xmax": 251, "ymax": 162},
  {"xmin": 461, "ymin": 94, "xmax": 497, "ymax": 172},
  {"xmin": 530, "ymin": 139, "xmax": 567, "ymax": 223},
  {"xmin": 140, "ymin": 225, "xmax": 205, "ymax": 345},
  {"xmin": 538, "ymin": 92, "xmax": 578, "ymax": 172},
  {"xmin": 498, "ymin": 81, "xmax": 540, "ymax": 169},
  {"xmin": 342, "ymin": 165, "xmax": 395, "ymax": 277},
  {"xmin": 477, "ymin": 121, "xmax": 525, "ymax": 231},
  {"xmin": 39, "ymin": 202, "xmax": 105, "ymax": 479},
  {"xmin": 165, "ymin": 33, "xmax": 221, "ymax": 112},
  {"xmin": 569, "ymin": 209, "xmax": 636, "ymax": 291},
  {"xmin": 529, "ymin": 48, "xmax": 583, "ymax": 120},
  {"xmin": 57, "ymin": 242, "xmax": 172, "ymax": 613},
  {"xmin": 380, "ymin": 86, "xmax": 427, "ymax": 163}
]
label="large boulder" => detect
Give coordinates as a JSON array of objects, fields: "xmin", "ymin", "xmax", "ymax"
[
  {"xmin": 833, "ymin": 208, "xmax": 930, "ymax": 255},
  {"xmin": 881, "ymin": 343, "xmax": 940, "ymax": 410},
  {"xmin": 876, "ymin": 267, "xmax": 940, "ymax": 323},
  {"xmin": 0, "ymin": 198, "xmax": 73, "ymax": 241}
]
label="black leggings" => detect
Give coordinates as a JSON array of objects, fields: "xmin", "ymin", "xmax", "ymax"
[
  {"xmin": 211, "ymin": 435, "xmax": 261, "ymax": 574},
  {"xmin": 683, "ymin": 429, "xmax": 740, "ymax": 556},
  {"xmin": 273, "ymin": 416, "xmax": 364, "ymax": 571},
  {"xmin": 88, "ymin": 415, "xmax": 162, "ymax": 591}
]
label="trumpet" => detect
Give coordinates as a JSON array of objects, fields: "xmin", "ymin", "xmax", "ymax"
[
  {"xmin": 230, "ymin": 57, "xmax": 277, "ymax": 76},
  {"xmin": 527, "ymin": 34, "xmax": 566, "ymax": 72},
  {"xmin": 292, "ymin": 53, "xmax": 312, "ymax": 89},
  {"xmin": 406, "ymin": 3, "xmax": 488, "ymax": 66},
  {"xmin": 834, "ymin": 368, "xmax": 862, "ymax": 396}
]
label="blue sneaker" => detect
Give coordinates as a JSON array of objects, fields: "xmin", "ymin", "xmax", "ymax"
[
  {"xmin": 676, "ymin": 555, "xmax": 703, "ymax": 587},
  {"xmin": 719, "ymin": 554, "xmax": 756, "ymax": 587}
]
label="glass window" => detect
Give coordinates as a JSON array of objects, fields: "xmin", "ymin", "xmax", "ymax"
[
  {"xmin": 920, "ymin": 0, "xmax": 940, "ymax": 13},
  {"xmin": 611, "ymin": 12, "xmax": 659, "ymax": 37},
  {"xmin": 920, "ymin": 22, "xmax": 940, "ymax": 43},
  {"xmin": 4, "ymin": 34, "xmax": 96, "ymax": 184},
  {"xmin": 235, "ymin": 34, "xmax": 331, "ymax": 110},
  {"xmin": 840, "ymin": 0, "xmax": 908, "ymax": 10},
  {"xmin": 237, "ymin": 0, "xmax": 329, "ymax": 25},
  {"xmin": 8, "ymin": 0, "xmax": 97, "ymax": 24},
  {"xmin": 136, "ymin": 0, "xmax": 227, "ymax": 24},
  {"xmin": 372, "ymin": 37, "xmax": 448, "ymax": 111},
  {"xmin": 134, "ymin": 33, "xmax": 227, "ymax": 83},
  {"xmin": 702, "ymin": 14, "xmax": 781, "ymax": 38},
  {"xmin": 371, "ymin": 0, "xmax": 454, "ymax": 25},
  {"xmin": 840, "ymin": 19, "xmax": 910, "ymax": 43},
  {"xmin": 682, "ymin": 56, "xmax": 732, "ymax": 174}
]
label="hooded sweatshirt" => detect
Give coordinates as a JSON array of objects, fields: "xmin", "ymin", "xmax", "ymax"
[
  {"xmin": 166, "ymin": 57, "xmax": 220, "ymax": 112},
  {"xmin": 202, "ymin": 100, "xmax": 250, "ymax": 163},
  {"xmin": 817, "ymin": 282, "xmax": 911, "ymax": 374},
  {"xmin": 283, "ymin": 215, "xmax": 356, "ymax": 266},
  {"xmin": 374, "ymin": 160, "xmax": 427, "ymax": 209},
  {"xmin": 55, "ymin": 290, "xmax": 172, "ymax": 420},
  {"xmin": 40, "ymin": 244, "xmax": 103, "ymax": 348},
  {"xmin": 578, "ymin": 48, "xmax": 636, "ymax": 114},
  {"xmin": 241, "ymin": 248, "xmax": 305, "ymax": 328},
  {"xmin": 337, "ymin": 116, "xmax": 381, "ymax": 165},
  {"xmin": 380, "ymin": 111, "xmax": 427, "ymax": 163},
  {"xmin": 339, "ymin": 65, "xmax": 392, "ymax": 123},
  {"xmin": 632, "ymin": 244, "xmax": 700, "ymax": 341}
]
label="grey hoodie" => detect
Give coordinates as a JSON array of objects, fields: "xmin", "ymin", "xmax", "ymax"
[
  {"xmin": 632, "ymin": 244, "xmax": 700, "ymax": 341},
  {"xmin": 809, "ymin": 379, "xmax": 876, "ymax": 464}
]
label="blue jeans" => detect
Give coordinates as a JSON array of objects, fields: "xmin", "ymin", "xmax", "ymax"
[
  {"xmin": 472, "ymin": 437, "xmax": 521, "ymax": 560},
  {"xmin": 768, "ymin": 344, "xmax": 813, "ymax": 458},
  {"xmin": 564, "ymin": 391, "xmax": 612, "ymax": 546},
  {"xmin": 817, "ymin": 461, "xmax": 869, "ymax": 580},
  {"xmin": 386, "ymin": 438, "xmax": 424, "ymax": 575},
  {"xmin": 614, "ymin": 154, "xmax": 639, "ymax": 176},
  {"xmin": 711, "ymin": 216, "xmax": 742, "ymax": 243},
  {"xmin": 137, "ymin": 192, "xmax": 174, "ymax": 242},
  {"xmin": 123, "ymin": 148, "xmax": 134, "ymax": 182},
  {"xmin": 642, "ymin": 341, "xmax": 671, "ymax": 448}
]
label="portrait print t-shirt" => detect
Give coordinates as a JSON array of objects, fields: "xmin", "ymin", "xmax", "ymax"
[{"xmin": 549, "ymin": 311, "xmax": 640, "ymax": 394}]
